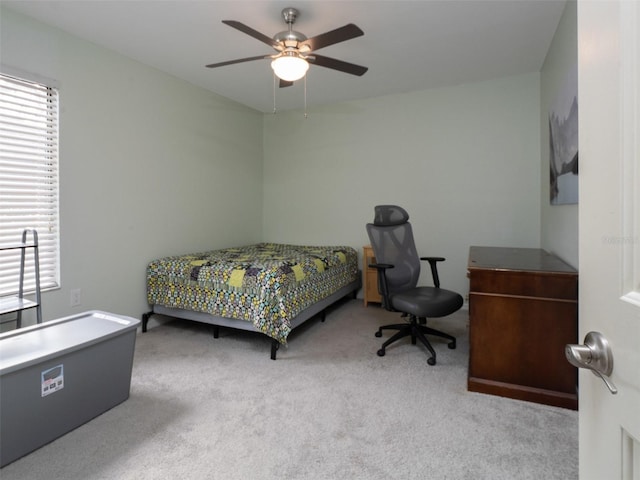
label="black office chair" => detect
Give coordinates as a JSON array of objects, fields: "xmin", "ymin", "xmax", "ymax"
[{"xmin": 366, "ymin": 205, "xmax": 463, "ymax": 365}]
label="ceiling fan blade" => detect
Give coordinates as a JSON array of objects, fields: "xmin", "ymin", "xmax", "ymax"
[
  {"xmin": 279, "ymin": 79, "xmax": 294, "ymax": 88},
  {"xmin": 222, "ymin": 20, "xmax": 281, "ymax": 49},
  {"xmin": 309, "ymin": 54, "xmax": 368, "ymax": 76},
  {"xmin": 301, "ymin": 24, "xmax": 364, "ymax": 52},
  {"xmin": 206, "ymin": 55, "xmax": 270, "ymax": 68}
]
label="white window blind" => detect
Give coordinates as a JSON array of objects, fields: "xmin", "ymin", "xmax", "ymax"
[{"xmin": 0, "ymin": 73, "xmax": 60, "ymax": 296}]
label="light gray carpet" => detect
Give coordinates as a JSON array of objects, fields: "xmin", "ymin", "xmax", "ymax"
[{"xmin": 1, "ymin": 299, "xmax": 578, "ymax": 479}]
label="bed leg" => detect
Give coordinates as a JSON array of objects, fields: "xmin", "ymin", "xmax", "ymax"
[
  {"xmin": 212, "ymin": 326, "xmax": 219, "ymax": 339},
  {"xmin": 141, "ymin": 310, "xmax": 154, "ymax": 333},
  {"xmin": 320, "ymin": 309, "xmax": 327, "ymax": 322},
  {"xmin": 271, "ymin": 340, "xmax": 279, "ymax": 360}
]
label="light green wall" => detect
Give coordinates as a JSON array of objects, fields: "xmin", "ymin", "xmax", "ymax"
[
  {"xmin": 540, "ymin": 0, "xmax": 579, "ymax": 268},
  {"xmin": 0, "ymin": 8, "xmax": 264, "ymax": 323},
  {"xmin": 263, "ymin": 73, "xmax": 542, "ymax": 298}
]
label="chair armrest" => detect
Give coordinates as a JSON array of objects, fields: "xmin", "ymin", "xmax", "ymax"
[
  {"xmin": 420, "ymin": 256, "xmax": 446, "ymax": 288},
  {"xmin": 368, "ymin": 263, "xmax": 394, "ymax": 310},
  {"xmin": 420, "ymin": 257, "xmax": 445, "ymax": 263},
  {"xmin": 368, "ymin": 263, "xmax": 394, "ymax": 271}
]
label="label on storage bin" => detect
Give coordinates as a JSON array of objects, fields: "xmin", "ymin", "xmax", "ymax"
[{"xmin": 41, "ymin": 364, "xmax": 64, "ymax": 397}]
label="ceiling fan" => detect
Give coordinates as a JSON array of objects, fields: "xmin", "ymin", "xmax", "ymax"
[{"xmin": 206, "ymin": 7, "xmax": 368, "ymax": 87}]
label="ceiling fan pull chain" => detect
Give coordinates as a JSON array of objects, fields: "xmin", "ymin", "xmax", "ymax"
[
  {"xmin": 273, "ymin": 73, "xmax": 277, "ymax": 114},
  {"xmin": 304, "ymin": 75, "xmax": 308, "ymax": 119}
]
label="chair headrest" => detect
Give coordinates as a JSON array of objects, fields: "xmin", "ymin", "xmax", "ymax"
[{"xmin": 373, "ymin": 205, "xmax": 410, "ymax": 226}]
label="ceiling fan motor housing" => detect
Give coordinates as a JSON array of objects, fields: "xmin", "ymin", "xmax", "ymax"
[{"xmin": 273, "ymin": 30, "xmax": 307, "ymax": 47}]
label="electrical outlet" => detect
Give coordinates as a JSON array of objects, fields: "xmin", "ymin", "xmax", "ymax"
[{"xmin": 70, "ymin": 288, "xmax": 81, "ymax": 307}]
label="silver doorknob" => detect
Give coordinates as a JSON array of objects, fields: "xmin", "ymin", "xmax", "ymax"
[{"xmin": 565, "ymin": 331, "xmax": 617, "ymax": 394}]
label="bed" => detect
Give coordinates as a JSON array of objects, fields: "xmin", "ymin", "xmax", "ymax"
[{"xmin": 143, "ymin": 243, "xmax": 361, "ymax": 359}]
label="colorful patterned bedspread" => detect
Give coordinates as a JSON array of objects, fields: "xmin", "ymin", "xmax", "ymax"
[{"xmin": 146, "ymin": 243, "xmax": 359, "ymax": 343}]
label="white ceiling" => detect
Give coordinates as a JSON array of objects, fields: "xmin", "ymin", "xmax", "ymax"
[{"xmin": 2, "ymin": 0, "xmax": 567, "ymax": 113}]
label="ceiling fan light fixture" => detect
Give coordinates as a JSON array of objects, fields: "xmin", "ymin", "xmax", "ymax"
[{"xmin": 271, "ymin": 54, "xmax": 309, "ymax": 82}]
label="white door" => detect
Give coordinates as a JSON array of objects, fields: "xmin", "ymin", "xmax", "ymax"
[{"xmin": 578, "ymin": 0, "xmax": 640, "ymax": 478}]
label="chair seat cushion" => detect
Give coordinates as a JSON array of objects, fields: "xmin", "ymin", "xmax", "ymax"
[{"xmin": 390, "ymin": 287, "xmax": 463, "ymax": 318}]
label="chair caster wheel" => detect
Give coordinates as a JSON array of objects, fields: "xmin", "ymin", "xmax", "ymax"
[
  {"xmin": 448, "ymin": 341, "xmax": 456, "ymax": 349},
  {"xmin": 375, "ymin": 331, "xmax": 382, "ymax": 338},
  {"xmin": 377, "ymin": 349, "xmax": 385, "ymax": 357},
  {"xmin": 427, "ymin": 357, "xmax": 436, "ymax": 366}
]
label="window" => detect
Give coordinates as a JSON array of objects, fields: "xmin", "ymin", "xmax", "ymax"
[{"xmin": 0, "ymin": 73, "xmax": 60, "ymax": 296}]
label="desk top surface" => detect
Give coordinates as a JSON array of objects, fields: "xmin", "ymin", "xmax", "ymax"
[{"xmin": 468, "ymin": 246, "xmax": 577, "ymax": 274}]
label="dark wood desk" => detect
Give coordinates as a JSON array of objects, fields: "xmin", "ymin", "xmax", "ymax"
[{"xmin": 467, "ymin": 246, "xmax": 578, "ymax": 409}]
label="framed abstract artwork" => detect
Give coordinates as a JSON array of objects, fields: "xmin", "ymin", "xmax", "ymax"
[{"xmin": 549, "ymin": 65, "xmax": 578, "ymax": 205}]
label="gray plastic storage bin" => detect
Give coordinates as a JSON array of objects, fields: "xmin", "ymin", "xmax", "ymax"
[{"xmin": 0, "ymin": 310, "xmax": 140, "ymax": 467}]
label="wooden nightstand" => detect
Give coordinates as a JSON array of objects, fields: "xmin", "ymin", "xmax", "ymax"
[{"xmin": 363, "ymin": 245, "xmax": 382, "ymax": 307}]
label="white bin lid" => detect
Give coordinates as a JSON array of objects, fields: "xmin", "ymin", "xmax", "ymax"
[{"xmin": 0, "ymin": 311, "xmax": 140, "ymax": 375}]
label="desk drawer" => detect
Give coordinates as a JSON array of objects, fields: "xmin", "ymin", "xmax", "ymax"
[{"xmin": 469, "ymin": 269, "xmax": 577, "ymax": 300}]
